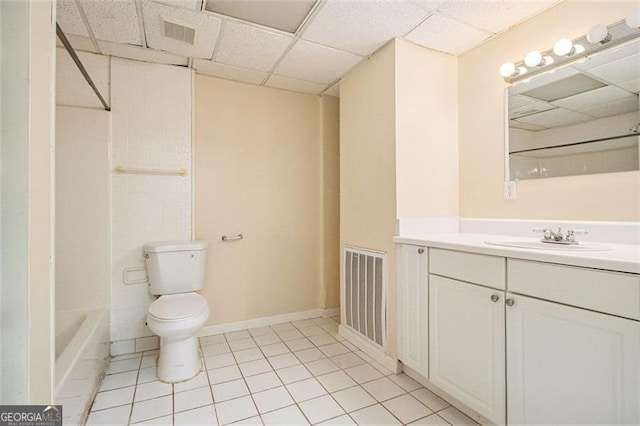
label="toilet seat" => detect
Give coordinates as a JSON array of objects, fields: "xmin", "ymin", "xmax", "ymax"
[{"xmin": 148, "ymin": 293, "xmax": 208, "ymax": 322}]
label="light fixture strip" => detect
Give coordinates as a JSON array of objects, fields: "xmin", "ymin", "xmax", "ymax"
[{"xmin": 504, "ymin": 19, "xmax": 640, "ymax": 84}]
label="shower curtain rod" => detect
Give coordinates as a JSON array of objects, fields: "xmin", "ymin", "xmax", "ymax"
[{"xmin": 56, "ymin": 23, "xmax": 111, "ymax": 112}]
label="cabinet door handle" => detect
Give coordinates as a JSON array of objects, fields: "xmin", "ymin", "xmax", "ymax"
[
  {"xmin": 490, "ymin": 294, "xmax": 500, "ymax": 302},
  {"xmin": 505, "ymin": 298, "xmax": 515, "ymax": 306},
  {"xmin": 417, "ymin": 248, "xmax": 425, "ymax": 254}
]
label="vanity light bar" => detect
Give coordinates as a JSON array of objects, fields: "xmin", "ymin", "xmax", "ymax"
[{"xmin": 500, "ymin": 13, "xmax": 640, "ymax": 83}]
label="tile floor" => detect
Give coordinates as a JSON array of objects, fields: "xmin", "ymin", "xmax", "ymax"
[{"xmin": 86, "ymin": 317, "xmax": 478, "ymax": 425}]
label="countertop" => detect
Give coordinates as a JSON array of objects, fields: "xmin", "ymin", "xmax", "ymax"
[{"xmin": 394, "ymin": 233, "xmax": 640, "ymax": 274}]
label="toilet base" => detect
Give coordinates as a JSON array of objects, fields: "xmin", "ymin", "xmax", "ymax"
[{"xmin": 157, "ymin": 335, "xmax": 201, "ymax": 383}]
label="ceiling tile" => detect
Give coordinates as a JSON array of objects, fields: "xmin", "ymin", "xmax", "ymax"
[
  {"xmin": 57, "ymin": 0, "xmax": 90, "ymax": 37},
  {"xmin": 143, "ymin": 0, "xmax": 222, "ymax": 59},
  {"xmin": 439, "ymin": 0, "xmax": 560, "ymax": 33},
  {"xmin": 510, "ymin": 120, "xmax": 547, "ymax": 131},
  {"xmin": 516, "ymin": 108, "xmax": 592, "ymax": 128},
  {"xmin": 618, "ymin": 78, "xmax": 640, "ymax": 94},
  {"xmin": 586, "ymin": 54, "xmax": 640, "ymax": 85},
  {"xmin": 153, "ymin": 0, "xmax": 202, "ymax": 11},
  {"xmin": 573, "ymin": 41, "xmax": 640, "ymax": 71},
  {"xmin": 99, "ymin": 40, "xmax": 189, "ymax": 66},
  {"xmin": 410, "ymin": 1, "xmax": 447, "ymax": 13},
  {"xmin": 275, "ymin": 40, "xmax": 363, "ymax": 84},
  {"xmin": 301, "ymin": 0, "xmax": 429, "ymax": 56},
  {"xmin": 266, "ymin": 74, "xmax": 327, "ymax": 95},
  {"xmin": 551, "ymin": 86, "xmax": 635, "ymax": 112},
  {"xmin": 57, "ymin": 35, "xmax": 99, "ymax": 54},
  {"xmin": 193, "ymin": 59, "xmax": 268, "ymax": 85},
  {"xmin": 324, "ymin": 81, "xmax": 340, "ymax": 97},
  {"xmin": 213, "ymin": 20, "xmax": 294, "ymax": 72},
  {"xmin": 79, "ymin": 0, "xmax": 141, "ymax": 45},
  {"xmin": 580, "ymin": 96, "xmax": 639, "ymax": 119},
  {"xmin": 405, "ymin": 13, "xmax": 492, "ymax": 55}
]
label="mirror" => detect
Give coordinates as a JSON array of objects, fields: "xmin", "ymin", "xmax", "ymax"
[{"xmin": 507, "ymin": 40, "xmax": 639, "ymax": 181}]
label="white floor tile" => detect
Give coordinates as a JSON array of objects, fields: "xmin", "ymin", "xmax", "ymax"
[
  {"xmin": 437, "ymin": 406, "xmax": 478, "ymax": 425},
  {"xmin": 175, "ymin": 386, "xmax": 214, "ymax": 412},
  {"xmin": 200, "ymin": 334, "xmax": 226, "ymax": 346},
  {"xmin": 253, "ymin": 333, "xmax": 281, "ymax": 346},
  {"xmin": 261, "ymin": 343, "xmax": 290, "ymax": 357},
  {"xmin": 133, "ymin": 414, "xmax": 173, "ymax": 425},
  {"xmin": 299, "ymin": 325, "xmax": 325, "ymax": 337},
  {"xmin": 316, "ymin": 371, "xmax": 357, "ymax": 393},
  {"xmin": 99, "ymin": 370, "xmax": 138, "ymax": 392},
  {"xmin": 295, "ymin": 348, "xmax": 326, "ymax": 363},
  {"xmin": 329, "ymin": 332, "xmax": 345, "ymax": 341},
  {"xmin": 305, "ymin": 358, "xmax": 340, "ymax": 376},
  {"xmin": 292, "ymin": 319, "xmax": 316, "ymax": 328},
  {"xmin": 312, "ymin": 317, "xmax": 335, "ymax": 326},
  {"xmin": 389, "ymin": 373, "xmax": 422, "ymax": 392},
  {"xmin": 271, "ymin": 323, "xmax": 295, "ymax": 332},
  {"xmin": 285, "ymin": 378, "xmax": 327, "ymax": 402},
  {"xmin": 107, "ymin": 358, "xmax": 141, "ymax": 375},
  {"xmin": 409, "ymin": 413, "xmax": 451, "ymax": 425},
  {"xmin": 285, "ymin": 338, "xmax": 314, "ymax": 352},
  {"xmin": 277, "ymin": 329, "xmax": 304, "ymax": 341},
  {"xmin": 203, "ymin": 342, "xmax": 232, "ymax": 357},
  {"xmin": 225, "ymin": 330, "xmax": 251, "ymax": 342},
  {"xmin": 319, "ymin": 343, "xmax": 350, "ymax": 357},
  {"xmin": 86, "ymin": 404, "xmax": 131, "ymax": 425},
  {"xmin": 267, "ymin": 353, "xmax": 300, "ymax": 370},
  {"xmin": 230, "ymin": 338, "xmax": 257, "ymax": 351},
  {"xmin": 342, "ymin": 341, "xmax": 358, "ymax": 352},
  {"xmin": 175, "ymin": 371, "xmax": 210, "ymax": 393},
  {"xmin": 316, "ymin": 414, "xmax": 356, "ymax": 425},
  {"xmin": 174, "ymin": 404, "xmax": 218, "ymax": 425},
  {"xmin": 205, "ymin": 353, "xmax": 236, "ymax": 370},
  {"xmin": 245, "ymin": 371, "xmax": 283, "ymax": 393},
  {"xmin": 215, "ymin": 395, "xmax": 258, "ymax": 425},
  {"xmin": 331, "ymin": 385, "xmax": 377, "ymax": 413},
  {"xmin": 231, "ymin": 415, "xmax": 263, "ymax": 425},
  {"xmin": 210, "ymin": 365, "xmax": 242, "ymax": 384},
  {"xmin": 137, "ymin": 366, "xmax": 158, "ymax": 384},
  {"xmin": 369, "ymin": 361, "xmax": 394, "ymax": 376},
  {"xmin": 362, "ymin": 377, "xmax": 406, "ymax": 402},
  {"xmin": 92, "ymin": 386, "xmax": 135, "ymax": 411},
  {"xmin": 212, "ymin": 378, "xmax": 250, "ymax": 402},
  {"xmin": 275, "ymin": 364, "xmax": 312, "ymax": 384},
  {"xmin": 140, "ymin": 355, "xmax": 157, "ymax": 369},
  {"xmin": 134, "ymin": 380, "xmax": 172, "ymax": 402},
  {"xmin": 239, "ymin": 359, "xmax": 272, "ymax": 377},
  {"xmin": 234, "ymin": 347, "xmax": 264, "ymax": 363},
  {"xmin": 261, "ymin": 405, "xmax": 309, "ymax": 425},
  {"xmin": 382, "ymin": 394, "xmax": 433, "ymax": 424},
  {"xmin": 249, "ymin": 326, "xmax": 273, "ymax": 337},
  {"xmin": 299, "ymin": 395, "xmax": 345, "ymax": 424},
  {"xmin": 252, "ymin": 386, "xmax": 294, "ymax": 413},
  {"xmin": 350, "ymin": 404, "xmax": 401, "ymax": 425},
  {"xmin": 111, "ymin": 352, "xmax": 142, "ymax": 362},
  {"xmin": 320, "ymin": 322, "xmax": 339, "ymax": 333},
  {"xmin": 308, "ymin": 333, "xmax": 337, "ymax": 347},
  {"xmin": 130, "ymin": 395, "xmax": 173, "ymax": 423},
  {"xmin": 410, "ymin": 388, "xmax": 450, "ymax": 412},
  {"xmin": 330, "ymin": 353, "xmax": 365, "ymax": 370},
  {"xmin": 344, "ymin": 364, "xmax": 383, "ymax": 384}
]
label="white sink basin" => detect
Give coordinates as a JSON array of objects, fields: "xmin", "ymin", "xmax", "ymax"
[{"xmin": 485, "ymin": 239, "xmax": 611, "ymax": 252}]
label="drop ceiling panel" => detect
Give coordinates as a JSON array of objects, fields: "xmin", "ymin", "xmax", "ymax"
[
  {"xmin": 194, "ymin": 59, "xmax": 268, "ymax": 85},
  {"xmin": 587, "ymin": 54, "xmax": 640, "ymax": 85},
  {"xmin": 301, "ymin": 0, "xmax": 429, "ymax": 56},
  {"xmin": 325, "ymin": 82, "xmax": 340, "ymax": 97},
  {"xmin": 580, "ymin": 96, "xmax": 639, "ymax": 118},
  {"xmin": 406, "ymin": 13, "xmax": 492, "ymax": 56},
  {"xmin": 266, "ymin": 74, "xmax": 327, "ymax": 95},
  {"xmin": 510, "ymin": 120, "xmax": 547, "ymax": 131},
  {"xmin": 509, "ymin": 100, "xmax": 555, "ymax": 120},
  {"xmin": 143, "ymin": 0, "xmax": 222, "ymax": 59},
  {"xmin": 410, "ymin": 1, "xmax": 447, "ymax": 13},
  {"xmin": 57, "ymin": 35, "xmax": 99, "ymax": 54},
  {"xmin": 205, "ymin": 0, "xmax": 317, "ymax": 33},
  {"xmin": 275, "ymin": 40, "xmax": 362, "ymax": 84},
  {"xmin": 551, "ymin": 86, "xmax": 635, "ymax": 112},
  {"xmin": 517, "ymin": 108, "xmax": 592, "ymax": 128},
  {"xmin": 439, "ymin": 1, "xmax": 560, "ymax": 33},
  {"xmin": 213, "ymin": 21, "xmax": 294, "ymax": 72},
  {"xmin": 154, "ymin": 0, "xmax": 202, "ymax": 11},
  {"xmin": 79, "ymin": 0, "xmax": 142, "ymax": 45},
  {"xmin": 619, "ymin": 78, "xmax": 640, "ymax": 94},
  {"xmin": 522, "ymin": 74, "xmax": 606, "ymax": 102},
  {"xmin": 99, "ymin": 40, "xmax": 189, "ymax": 66},
  {"xmin": 57, "ymin": 0, "xmax": 90, "ymax": 37},
  {"xmin": 574, "ymin": 42, "xmax": 640, "ymax": 71}
]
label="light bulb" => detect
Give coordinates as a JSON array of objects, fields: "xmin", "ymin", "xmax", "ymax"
[
  {"xmin": 553, "ymin": 38, "xmax": 574, "ymax": 56},
  {"xmin": 626, "ymin": 9, "xmax": 640, "ymax": 28},
  {"xmin": 574, "ymin": 44, "xmax": 585, "ymax": 54},
  {"xmin": 587, "ymin": 25, "xmax": 611, "ymax": 44},
  {"xmin": 500, "ymin": 62, "xmax": 516, "ymax": 77},
  {"xmin": 525, "ymin": 51, "xmax": 543, "ymax": 67}
]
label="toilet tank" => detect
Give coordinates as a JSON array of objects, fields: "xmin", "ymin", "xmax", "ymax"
[{"xmin": 144, "ymin": 240, "xmax": 208, "ymax": 295}]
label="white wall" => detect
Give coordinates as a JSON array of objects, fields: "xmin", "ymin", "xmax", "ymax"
[
  {"xmin": 110, "ymin": 58, "xmax": 192, "ymax": 353},
  {"xmin": 56, "ymin": 48, "xmax": 110, "ymax": 109}
]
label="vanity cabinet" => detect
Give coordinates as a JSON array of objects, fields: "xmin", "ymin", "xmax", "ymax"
[{"xmin": 397, "ymin": 244, "xmax": 429, "ymax": 377}]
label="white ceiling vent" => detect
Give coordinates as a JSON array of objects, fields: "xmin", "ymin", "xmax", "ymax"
[{"xmin": 163, "ymin": 19, "xmax": 196, "ymax": 45}]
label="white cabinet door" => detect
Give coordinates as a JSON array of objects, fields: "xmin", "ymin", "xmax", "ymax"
[
  {"xmin": 507, "ymin": 294, "xmax": 640, "ymax": 425},
  {"xmin": 429, "ymin": 275, "xmax": 505, "ymax": 424},
  {"xmin": 397, "ymin": 244, "xmax": 428, "ymax": 377}
]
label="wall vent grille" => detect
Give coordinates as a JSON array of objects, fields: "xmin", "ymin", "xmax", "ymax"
[
  {"xmin": 163, "ymin": 20, "xmax": 196, "ymax": 45},
  {"xmin": 344, "ymin": 246, "xmax": 387, "ymax": 349}
]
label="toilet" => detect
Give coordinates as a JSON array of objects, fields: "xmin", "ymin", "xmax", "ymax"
[{"xmin": 144, "ymin": 240, "xmax": 210, "ymax": 383}]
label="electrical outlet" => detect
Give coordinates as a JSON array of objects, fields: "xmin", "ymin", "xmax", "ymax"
[{"xmin": 504, "ymin": 181, "xmax": 517, "ymax": 200}]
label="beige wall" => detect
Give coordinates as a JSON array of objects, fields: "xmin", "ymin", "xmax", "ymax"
[
  {"xmin": 195, "ymin": 76, "xmax": 330, "ymax": 325},
  {"xmin": 459, "ymin": 1, "xmax": 640, "ymax": 221},
  {"xmin": 320, "ymin": 96, "xmax": 341, "ymax": 309}
]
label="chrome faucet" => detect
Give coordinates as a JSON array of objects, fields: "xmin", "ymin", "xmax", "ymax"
[{"xmin": 533, "ymin": 227, "xmax": 588, "ymax": 245}]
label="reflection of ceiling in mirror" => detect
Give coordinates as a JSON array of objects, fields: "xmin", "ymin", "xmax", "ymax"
[{"xmin": 509, "ymin": 40, "xmax": 640, "ymax": 131}]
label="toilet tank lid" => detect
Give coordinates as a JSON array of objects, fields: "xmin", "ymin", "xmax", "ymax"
[{"xmin": 144, "ymin": 240, "xmax": 208, "ymax": 253}]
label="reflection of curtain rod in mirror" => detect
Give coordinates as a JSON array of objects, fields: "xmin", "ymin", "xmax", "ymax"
[{"xmin": 500, "ymin": 11, "xmax": 640, "ymax": 83}]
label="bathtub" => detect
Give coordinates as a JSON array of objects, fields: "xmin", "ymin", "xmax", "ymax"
[{"xmin": 55, "ymin": 308, "xmax": 109, "ymax": 425}]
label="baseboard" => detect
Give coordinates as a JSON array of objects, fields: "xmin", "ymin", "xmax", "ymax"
[
  {"xmin": 321, "ymin": 307, "xmax": 340, "ymax": 318},
  {"xmin": 338, "ymin": 325, "xmax": 401, "ymax": 373},
  {"xmin": 199, "ymin": 309, "xmax": 326, "ymax": 337}
]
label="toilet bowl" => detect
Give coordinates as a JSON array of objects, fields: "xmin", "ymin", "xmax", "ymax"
[{"xmin": 146, "ymin": 292, "xmax": 210, "ymax": 383}]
